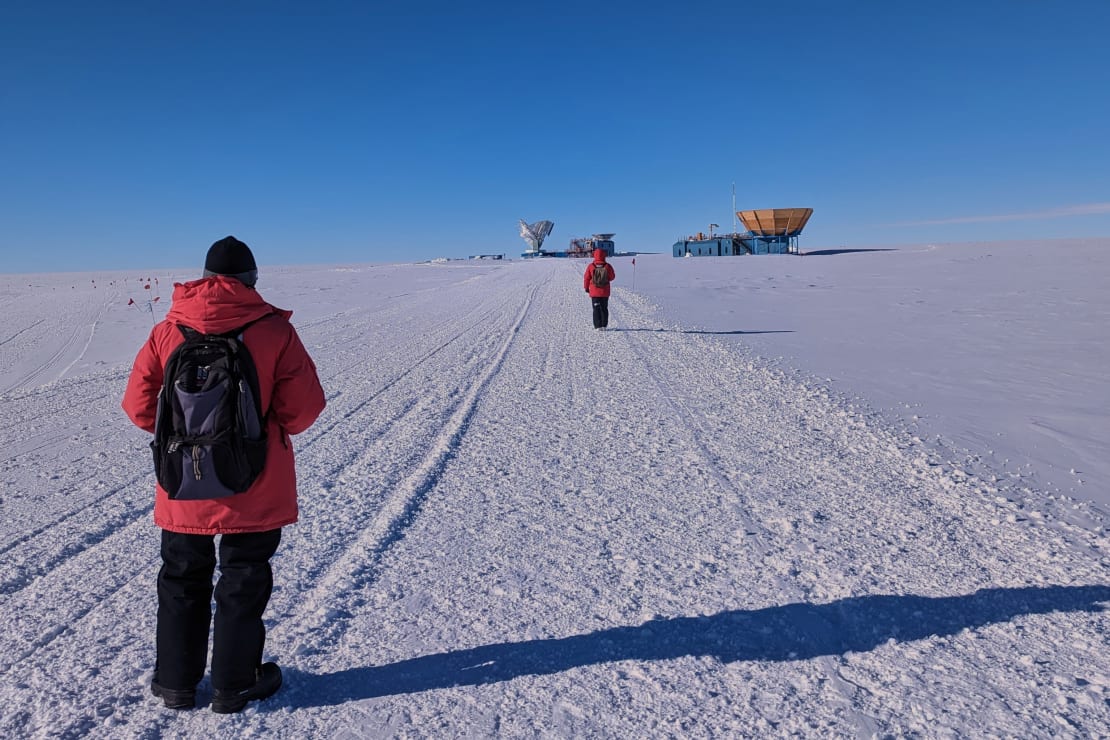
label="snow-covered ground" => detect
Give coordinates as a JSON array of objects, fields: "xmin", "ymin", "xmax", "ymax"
[
  {"xmin": 0, "ymin": 241, "xmax": 1108, "ymax": 737},
  {"xmin": 636, "ymin": 238, "xmax": 1110, "ymax": 512}
]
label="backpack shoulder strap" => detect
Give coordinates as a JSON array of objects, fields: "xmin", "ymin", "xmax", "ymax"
[
  {"xmin": 226, "ymin": 316, "xmax": 269, "ymax": 340},
  {"xmin": 174, "ymin": 316, "xmax": 270, "ymax": 342},
  {"xmin": 227, "ymin": 317, "xmax": 270, "ymax": 420},
  {"xmin": 176, "ymin": 323, "xmax": 200, "ymax": 340}
]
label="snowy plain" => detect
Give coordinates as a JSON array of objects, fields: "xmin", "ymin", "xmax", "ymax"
[{"xmin": 0, "ymin": 239, "xmax": 1108, "ymax": 738}]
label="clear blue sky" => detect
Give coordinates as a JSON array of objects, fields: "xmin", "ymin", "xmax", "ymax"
[{"xmin": 3, "ymin": 1, "xmax": 1109, "ymax": 273}]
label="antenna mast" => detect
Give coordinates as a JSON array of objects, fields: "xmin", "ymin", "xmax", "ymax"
[{"xmin": 731, "ymin": 182, "xmax": 737, "ymax": 235}]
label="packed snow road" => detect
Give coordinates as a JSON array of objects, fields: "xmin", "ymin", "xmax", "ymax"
[{"xmin": 0, "ymin": 260, "xmax": 1107, "ymax": 738}]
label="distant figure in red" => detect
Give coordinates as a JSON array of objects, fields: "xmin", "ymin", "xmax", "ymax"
[
  {"xmin": 583, "ymin": 248, "xmax": 616, "ymax": 330},
  {"xmin": 122, "ymin": 236, "xmax": 325, "ymax": 713}
]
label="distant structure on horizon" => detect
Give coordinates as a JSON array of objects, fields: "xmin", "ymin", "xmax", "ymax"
[
  {"xmin": 519, "ymin": 219, "xmax": 555, "ymax": 257},
  {"xmin": 519, "ymin": 218, "xmax": 618, "ymax": 259},
  {"xmin": 523, "ymin": 232, "xmax": 616, "ymax": 259},
  {"xmin": 673, "ymin": 208, "xmax": 813, "ymax": 257},
  {"xmin": 567, "ymin": 234, "xmax": 615, "ymax": 258}
]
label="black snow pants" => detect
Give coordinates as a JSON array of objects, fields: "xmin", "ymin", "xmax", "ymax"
[
  {"xmin": 155, "ymin": 528, "xmax": 281, "ymax": 692},
  {"xmin": 591, "ymin": 297, "xmax": 610, "ymax": 329}
]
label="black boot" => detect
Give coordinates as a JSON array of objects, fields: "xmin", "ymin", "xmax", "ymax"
[
  {"xmin": 150, "ymin": 679, "xmax": 196, "ymax": 710},
  {"xmin": 210, "ymin": 662, "xmax": 282, "ymax": 714}
]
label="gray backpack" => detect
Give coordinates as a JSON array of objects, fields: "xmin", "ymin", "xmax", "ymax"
[
  {"xmin": 151, "ymin": 323, "xmax": 267, "ymax": 500},
  {"xmin": 591, "ymin": 263, "xmax": 609, "ymax": 288}
]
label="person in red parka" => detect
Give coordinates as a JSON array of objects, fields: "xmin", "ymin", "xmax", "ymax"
[
  {"xmin": 122, "ymin": 236, "xmax": 325, "ymax": 713},
  {"xmin": 583, "ymin": 248, "xmax": 616, "ymax": 329}
]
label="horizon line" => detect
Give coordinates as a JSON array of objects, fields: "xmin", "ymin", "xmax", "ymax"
[{"xmin": 884, "ymin": 202, "xmax": 1110, "ymax": 227}]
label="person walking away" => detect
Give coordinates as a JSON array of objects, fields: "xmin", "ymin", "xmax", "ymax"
[
  {"xmin": 583, "ymin": 248, "xmax": 615, "ymax": 329},
  {"xmin": 122, "ymin": 236, "xmax": 326, "ymax": 713}
]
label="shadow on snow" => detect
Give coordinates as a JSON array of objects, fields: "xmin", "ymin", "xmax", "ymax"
[
  {"xmin": 282, "ymin": 584, "xmax": 1109, "ymax": 708},
  {"xmin": 611, "ymin": 328, "xmax": 794, "ymax": 335},
  {"xmin": 802, "ymin": 248, "xmax": 898, "ymax": 256}
]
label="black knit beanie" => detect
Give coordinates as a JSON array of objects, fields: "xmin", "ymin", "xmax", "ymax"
[{"xmin": 204, "ymin": 236, "xmax": 258, "ymax": 286}]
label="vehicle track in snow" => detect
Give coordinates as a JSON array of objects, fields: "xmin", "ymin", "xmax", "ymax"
[
  {"xmin": 295, "ymin": 285, "xmax": 522, "ymax": 452},
  {"xmin": 0, "ymin": 286, "xmax": 118, "ymax": 395},
  {"xmin": 0, "ymin": 368, "xmax": 148, "ymax": 588},
  {"xmin": 0, "ymin": 469, "xmax": 151, "ymax": 596},
  {"xmin": 619, "ymin": 320, "xmax": 883, "ymax": 736},
  {"xmin": 0, "ymin": 373, "xmax": 156, "ymax": 678},
  {"xmin": 1, "ymin": 322, "xmax": 89, "ymax": 394},
  {"xmin": 271, "ymin": 282, "xmax": 539, "ymax": 661},
  {"xmin": 0, "ymin": 318, "xmax": 45, "ymax": 348},
  {"xmin": 0, "ymin": 525, "xmax": 160, "ymax": 739}
]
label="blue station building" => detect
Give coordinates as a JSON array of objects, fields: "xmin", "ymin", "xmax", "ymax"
[{"xmin": 673, "ymin": 208, "xmax": 813, "ymax": 257}]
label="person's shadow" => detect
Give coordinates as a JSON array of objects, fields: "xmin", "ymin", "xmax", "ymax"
[
  {"xmin": 803, "ymin": 248, "xmax": 897, "ymax": 256},
  {"xmin": 611, "ymin": 328, "xmax": 794, "ymax": 335},
  {"xmin": 280, "ymin": 584, "xmax": 1109, "ymax": 707}
]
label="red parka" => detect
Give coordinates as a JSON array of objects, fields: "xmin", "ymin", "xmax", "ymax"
[
  {"xmin": 122, "ymin": 276, "xmax": 326, "ymax": 535},
  {"xmin": 583, "ymin": 249, "xmax": 615, "ymax": 298}
]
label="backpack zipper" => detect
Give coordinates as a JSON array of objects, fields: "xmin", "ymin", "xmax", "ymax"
[{"xmin": 191, "ymin": 445, "xmax": 204, "ymax": 480}]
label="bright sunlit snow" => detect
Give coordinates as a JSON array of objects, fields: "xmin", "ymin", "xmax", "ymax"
[{"xmin": 1, "ymin": 239, "xmax": 1108, "ymax": 737}]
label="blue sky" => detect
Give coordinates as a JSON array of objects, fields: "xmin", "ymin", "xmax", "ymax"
[{"xmin": 2, "ymin": 1, "xmax": 1109, "ymax": 273}]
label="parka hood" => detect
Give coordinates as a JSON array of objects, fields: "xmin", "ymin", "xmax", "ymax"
[
  {"xmin": 593, "ymin": 248, "xmax": 607, "ymax": 262},
  {"xmin": 165, "ymin": 275, "xmax": 291, "ymax": 335}
]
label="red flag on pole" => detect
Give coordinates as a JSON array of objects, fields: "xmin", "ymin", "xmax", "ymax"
[{"xmin": 127, "ymin": 298, "xmax": 135, "ymax": 305}]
